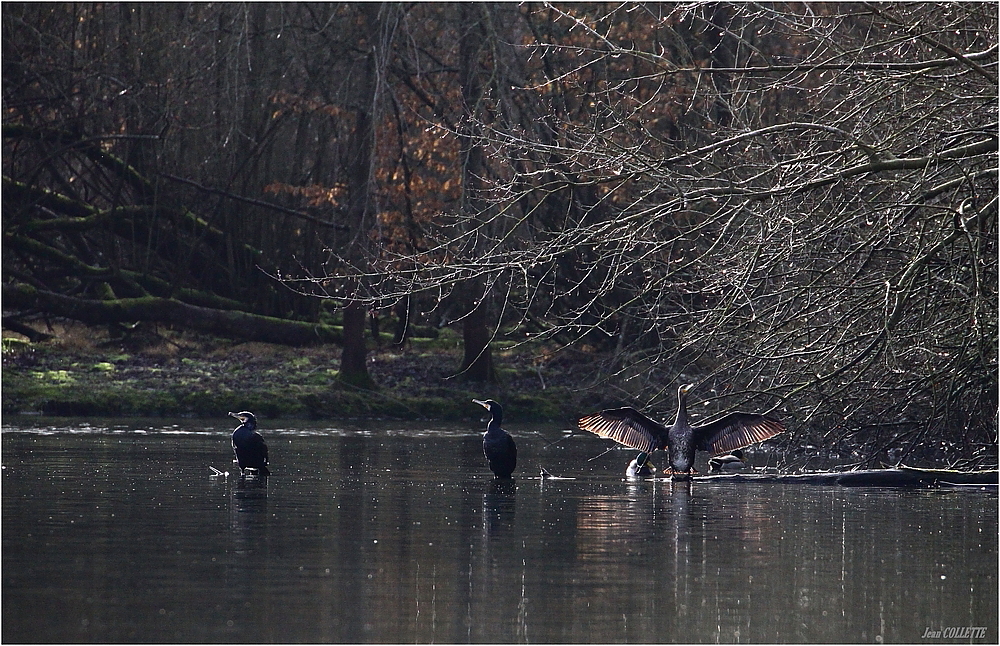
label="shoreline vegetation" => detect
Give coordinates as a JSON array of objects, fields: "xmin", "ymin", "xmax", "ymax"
[
  {"xmin": 1, "ymin": 322, "xmax": 602, "ymax": 422},
  {"xmin": 5, "ymin": 321, "xmax": 996, "ymax": 477}
]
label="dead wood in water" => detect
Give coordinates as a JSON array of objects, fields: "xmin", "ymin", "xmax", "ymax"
[{"xmin": 691, "ymin": 466, "xmax": 998, "ymax": 488}]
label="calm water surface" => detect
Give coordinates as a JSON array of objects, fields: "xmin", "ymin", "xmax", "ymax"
[{"xmin": 3, "ymin": 417, "xmax": 996, "ymax": 643}]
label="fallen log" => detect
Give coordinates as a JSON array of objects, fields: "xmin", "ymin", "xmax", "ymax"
[
  {"xmin": 691, "ymin": 466, "xmax": 997, "ymax": 488},
  {"xmin": 1, "ymin": 317, "xmax": 55, "ymax": 342},
  {"xmin": 4, "ymin": 283, "xmax": 343, "ymax": 346}
]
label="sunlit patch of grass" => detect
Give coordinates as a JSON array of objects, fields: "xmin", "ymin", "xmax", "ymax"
[
  {"xmin": 2, "ymin": 338, "xmax": 32, "ymax": 354},
  {"xmin": 32, "ymin": 369, "xmax": 76, "ymax": 384}
]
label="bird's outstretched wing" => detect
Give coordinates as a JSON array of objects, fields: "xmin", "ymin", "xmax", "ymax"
[
  {"xmin": 578, "ymin": 407, "xmax": 667, "ymax": 453},
  {"xmin": 693, "ymin": 413, "xmax": 785, "ymax": 455}
]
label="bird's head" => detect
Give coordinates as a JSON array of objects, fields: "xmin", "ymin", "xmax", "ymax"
[
  {"xmin": 229, "ymin": 410, "xmax": 256, "ymax": 426},
  {"xmin": 472, "ymin": 398, "xmax": 499, "ymax": 413},
  {"xmin": 678, "ymin": 383, "xmax": 696, "ymax": 395}
]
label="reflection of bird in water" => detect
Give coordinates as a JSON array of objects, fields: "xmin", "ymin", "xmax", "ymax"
[
  {"xmin": 578, "ymin": 384, "xmax": 785, "ymax": 476},
  {"xmin": 229, "ymin": 411, "xmax": 270, "ymax": 476},
  {"xmin": 626, "ymin": 452, "xmax": 655, "ymax": 478},
  {"xmin": 709, "ymin": 449, "xmax": 746, "ymax": 473},
  {"xmin": 474, "ymin": 399, "xmax": 517, "ymax": 479},
  {"xmin": 483, "ymin": 479, "xmax": 517, "ymax": 534}
]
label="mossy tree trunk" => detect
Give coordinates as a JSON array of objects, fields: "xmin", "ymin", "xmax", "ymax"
[{"xmin": 3, "ymin": 284, "xmax": 344, "ymax": 346}]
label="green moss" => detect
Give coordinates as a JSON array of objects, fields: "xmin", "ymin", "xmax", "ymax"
[
  {"xmin": 506, "ymin": 392, "xmax": 564, "ymax": 420},
  {"xmin": 2, "ymin": 338, "xmax": 32, "ymax": 354},
  {"xmin": 32, "ymin": 369, "xmax": 76, "ymax": 384},
  {"xmin": 302, "ymin": 371, "xmax": 336, "ymax": 386},
  {"xmin": 336, "ymin": 370, "xmax": 378, "ymax": 391},
  {"xmin": 1, "ymin": 326, "xmax": 591, "ymax": 420}
]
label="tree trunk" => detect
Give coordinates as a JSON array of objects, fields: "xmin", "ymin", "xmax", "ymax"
[
  {"xmin": 339, "ymin": 298, "xmax": 375, "ymax": 389},
  {"xmin": 455, "ymin": 4, "xmax": 497, "ymax": 384},
  {"xmin": 336, "ymin": 3, "xmax": 384, "ymax": 389},
  {"xmin": 459, "ymin": 282, "xmax": 496, "ymax": 383},
  {"xmin": 392, "ymin": 295, "xmax": 411, "ymax": 346}
]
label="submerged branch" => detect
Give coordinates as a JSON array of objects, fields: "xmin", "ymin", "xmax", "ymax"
[{"xmin": 692, "ymin": 466, "xmax": 997, "ymax": 487}]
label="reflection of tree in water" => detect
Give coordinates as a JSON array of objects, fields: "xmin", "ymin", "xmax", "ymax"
[
  {"xmin": 464, "ymin": 479, "xmax": 525, "ymax": 643},
  {"xmin": 569, "ymin": 481, "xmax": 694, "ymax": 640},
  {"xmin": 575, "ymin": 481, "xmax": 673, "ymax": 552},
  {"xmin": 332, "ymin": 435, "xmax": 372, "ymax": 640}
]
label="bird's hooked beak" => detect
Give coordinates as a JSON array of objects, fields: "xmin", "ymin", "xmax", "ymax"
[
  {"xmin": 228, "ymin": 411, "xmax": 244, "ymax": 421},
  {"xmin": 472, "ymin": 399, "xmax": 490, "ymax": 410},
  {"xmin": 679, "ymin": 383, "xmax": 696, "ymax": 394}
]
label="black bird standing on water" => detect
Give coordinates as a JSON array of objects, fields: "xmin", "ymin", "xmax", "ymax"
[
  {"xmin": 474, "ymin": 399, "xmax": 517, "ymax": 479},
  {"xmin": 229, "ymin": 411, "xmax": 270, "ymax": 476},
  {"xmin": 578, "ymin": 384, "xmax": 784, "ymax": 476}
]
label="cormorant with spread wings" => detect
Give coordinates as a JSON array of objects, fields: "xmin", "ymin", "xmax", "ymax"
[{"xmin": 578, "ymin": 384, "xmax": 784, "ymax": 476}]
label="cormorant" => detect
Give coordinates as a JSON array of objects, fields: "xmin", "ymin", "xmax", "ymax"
[
  {"xmin": 578, "ymin": 384, "xmax": 785, "ymax": 476},
  {"xmin": 626, "ymin": 452, "xmax": 655, "ymax": 478},
  {"xmin": 229, "ymin": 411, "xmax": 270, "ymax": 476},
  {"xmin": 709, "ymin": 449, "xmax": 746, "ymax": 473},
  {"xmin": 474, "ymin": 399, "xmax": 517, "ymax": 479}
]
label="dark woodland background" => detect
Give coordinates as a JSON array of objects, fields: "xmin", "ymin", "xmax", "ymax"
[{"xmin": 3, "ymin": 3, "xmax": 996, "ymax": 467}]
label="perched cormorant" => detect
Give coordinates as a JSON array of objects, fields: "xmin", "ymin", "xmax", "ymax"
[
  {"xmin": 709, "ymin": 449, "xmax": 746, "ymax": 473},
  {"xmin": 626, "ymin": 452, "xmax": 655, "ymax": 478},
  {"xmin": 578, "ymin": 384, "xmax": 785, "ymax": 476},
  {"xmin": 474, "ymin": 399, "xmax": 517, "ymax": 479},
  {"xmin": 229, "ymin": 411, "xmax": 270, "ymax": 476}
]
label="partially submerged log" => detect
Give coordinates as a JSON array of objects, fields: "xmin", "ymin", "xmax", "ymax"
[{"xmin": 691, "ymin": 465, "xmax": 997, "ymax": 488}]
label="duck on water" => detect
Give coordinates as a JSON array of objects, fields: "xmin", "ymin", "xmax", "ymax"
[
  {"xmin": 626, "ymin": 452, "xmax": 655, "ymax": 478},
  {"xmin": 578, "ymin": 384, "xmax": 784, "ymax": 477},
  {"xmin": 709, "ymin": 449, "xmax": 746, "ymax": 473}
]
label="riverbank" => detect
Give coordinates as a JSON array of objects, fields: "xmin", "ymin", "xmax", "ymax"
[
  {"xmin": 6, "ymin": 322, "xmax": 998, "ymax": 473},
  {"xmin": 2, "ymin": 321, "xmax": 610, "ymax": 422}
]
